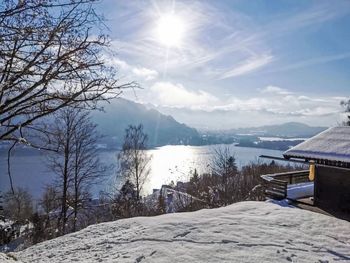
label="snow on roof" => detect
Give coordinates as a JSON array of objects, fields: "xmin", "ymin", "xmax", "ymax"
[
  {"xmin": 14, "ymin": 201, "xmax": 350, "ymax": 262},
  {"xmin": 283, "ymin": 127, "xmax": 350, "ymax": 164}
]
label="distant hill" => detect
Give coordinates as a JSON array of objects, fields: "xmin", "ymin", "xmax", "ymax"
[
  {"xmin": 228, "ymin": 122, "xmax": 327, "ymax": 138},
  {"xmin": 92, "ymin": 99, "xmax": 203, "ymax": 148},
  {"xmin": 92, "ymin": 101, "xmax": 327, "ymax": 149}
]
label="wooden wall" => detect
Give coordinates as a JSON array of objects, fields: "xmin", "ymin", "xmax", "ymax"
[{"xmin": 315, "ymin": 165, "xmax": 350, "ymax": 212}]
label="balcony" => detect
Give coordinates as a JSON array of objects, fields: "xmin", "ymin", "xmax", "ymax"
[{"xmin": 261, "ymin": 170, "xmax": 313, "ymax": 201}]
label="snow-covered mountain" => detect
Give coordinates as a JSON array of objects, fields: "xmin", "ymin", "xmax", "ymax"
[{"xmin": 3, "ymin": 201, "xmax": 350, "ymax": 262}]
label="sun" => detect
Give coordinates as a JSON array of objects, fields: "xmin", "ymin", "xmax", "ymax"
[{"xmin": 155, "ymin": 13, "xmax": 185, "ymax": 47}]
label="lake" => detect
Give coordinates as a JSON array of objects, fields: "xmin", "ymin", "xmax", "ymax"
[{"xmin": 0, "ymin": 144, "xmax": 284, "ymax": 200}]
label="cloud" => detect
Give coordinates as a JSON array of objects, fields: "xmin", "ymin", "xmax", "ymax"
[
  {"xmin": 109, "ymin": 57, "xmax": 129, "ymax": 70},
  {"xmin": 220, "ymin": 54, "xmax": 274, "ymax": 79},
  {"xmin": 143, "ymin": 81, "xmax": 346, "ymax": 128},
  {"xmin": 285, "ymin": 2, "xmax": 350, "ymax": 30},
  {"xmin": 132, "ymin": 67, "xmax": 158, "ymax": 81},
  {"xmin": 208, "ymin": 86, "xmax": 343, "ymax": 119},
  {"xmin": 150, "ymin": 82, "xmax": 218, "ymax": 108},
  {"xmin": 108, "ymin": 0, "xmax": 275, "ymax": 83},
  {"xmin": 108, "ymin": 0, "xmax": 350, "ymax": 86},
  {"xmin": 104, "ymin": 0, "xmax": 349, "ymax": 129},
  {"xmin": 261, "ymin": 1, "xmax": 350, "ymax": 40},
  {"xmin": 291, "ymin": 107, "xmax": 340, "ymax": 117},
  {"xmin": 257, "ymin": 89, "xmax": 342, "ymax": 117},
  {"xmin": 259, "ymin": 86, "xmax": 293, "ymax": 95},
  {"xmin": 269, "ymin": 52, "xmax": 350, "ymax": 73},
  {"xmin": 147, "ymin": 82, "xmax": 343, "ymax": 120},
  {"xmin": 107, "ymin": 57, "xmax": 159, "ymax": 82}
]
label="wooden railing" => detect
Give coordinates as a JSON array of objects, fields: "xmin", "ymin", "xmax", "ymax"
[{"xmin": 261, "ymin": 170, "xmax": 309, "ymax": 200}]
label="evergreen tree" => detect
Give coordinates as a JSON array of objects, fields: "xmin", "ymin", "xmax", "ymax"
[
  {"xmin": 31, "ymin": 213, "xmax": 44, "ymax": 244},
  {"xmin": 341, "ymin": 100, "xmax": 350, "ymax": 126},
  {"xmin": 113, "ymin": 180, "xmax": 139, "ymax": 218}
]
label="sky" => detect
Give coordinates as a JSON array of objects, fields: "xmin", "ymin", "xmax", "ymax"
[{"xmin": 97, "ymin": 0, "xmax": 350, "ymax": 129}]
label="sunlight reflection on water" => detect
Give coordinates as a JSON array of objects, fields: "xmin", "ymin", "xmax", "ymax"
[
  {"xmin": 0, "ymin": 145, "xmax": 284, "ymax": 198},
  {"xmin": 142, "ymin": 144, "xmax": 283, "ymax": 194}
]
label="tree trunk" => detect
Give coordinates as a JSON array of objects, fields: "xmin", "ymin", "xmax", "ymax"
[{"xmin": 60, "ymin": 130, "xmax": 70, "ymax": 235}]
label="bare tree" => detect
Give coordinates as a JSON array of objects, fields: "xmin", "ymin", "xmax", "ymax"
[
  {"xmin": 0, "ymin": 0, "xmax": 136, "ymax": 145},
  {"xmin": 210, "ymin": 147, "xmax": 238, "ymax": 205},
  {"xmin": 341, "ymin": 99, "xmax": 350, "ymax": 126},
  {"xmin": 118, "ymin": 124, "xmax": 151, "ymax": 201},
  {"xmin": 3, "ymin": 187, "xmax": 33, "ymax": 223},
  {"xmin": 46, "ymin": 107, "xmax": 105, "ymax": 234},
  {"xmin": 70, "ymin": 109, "xmax": 107, "ymax": 232},
  {"xmin": 47, "ymin": 108, "xmax": 76, "ymax": 234},
  {"xmin": 41, "ymin": 186, "xmax": 60, "ymax": 220},
  {"xmin": 40, "ymin": 185, "xmax": 60, "ymax": 238}
]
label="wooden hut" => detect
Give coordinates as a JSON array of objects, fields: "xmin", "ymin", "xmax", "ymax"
[{"xmin": 283, "ymin": 127, "xmax": 350, "ymax": 212}]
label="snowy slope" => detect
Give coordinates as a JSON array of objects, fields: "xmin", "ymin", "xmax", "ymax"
[
  {"xmin": 6, "ymin": 201, "xmax": 350, "ymax": 262},
  {"xmin": 0, "ymin": 253, "xmax": 19, "ymax": 263}
]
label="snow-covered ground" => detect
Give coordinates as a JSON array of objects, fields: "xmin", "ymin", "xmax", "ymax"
[
  {"xmin": 3, "ymin": 201, "xmax": 350, "ymax": 262},
  {"xmin": 0, "ymin": 253, "xmax": 18, "ymax": 263}
]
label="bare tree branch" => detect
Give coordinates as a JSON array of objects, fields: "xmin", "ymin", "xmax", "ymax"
[{"xmin": 0, "ymin": 0, "xmax": 137, "ymax": 146}]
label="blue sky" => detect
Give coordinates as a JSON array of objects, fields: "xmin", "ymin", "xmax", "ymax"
[{"xmin": 98, "ymin": 0, "xmax": 350, "ymax": 129}]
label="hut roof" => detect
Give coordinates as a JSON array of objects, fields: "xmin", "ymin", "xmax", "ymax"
[{"xmin": 283, "ymin": 127, "xmax": 350, "ymax": 167}]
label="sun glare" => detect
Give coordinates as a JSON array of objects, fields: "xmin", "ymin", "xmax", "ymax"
[{"xmin": 155, "ymin": 13, "xmax": 185, "ymax": 47}]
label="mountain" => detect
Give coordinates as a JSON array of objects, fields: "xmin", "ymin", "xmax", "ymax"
[
  {"xmin": 92, "ymin": 99, "xmax": 202, "ymax": 147},
  {"xmin": 91, "ymin": 100, "xmax": 327, "ymax": 149},
  {"xmin": 144, "ymin": 104, "xmax": 333, "ymax": 132},
  {"xmin": 9, "ymin": 201, "xmax": 350, "ymax": 262},
  {"xmin": 227, "ymin": 122, "xmax": 327, "ymax": 138}
]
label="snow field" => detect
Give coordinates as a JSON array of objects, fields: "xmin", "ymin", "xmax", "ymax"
[{"xmin": 3, "ymin": 201, "xmax": 350, "ymax": 262}]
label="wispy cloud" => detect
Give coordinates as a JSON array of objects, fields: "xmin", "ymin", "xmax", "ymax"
[
  {"xmin": 268, "ymin": 52, "xmax": 350, "ymax": 73},
  {"xmin": 261, "ymin": 1, "xmax": 350, "ymax": 38},
  {"xmin": 105, "ymin": 0, "xmax": 349, "ymax": 128},
  {"xmin": 219, "ymin": 54, "xmax": 274, "ymax": 79},
  {"xmin": 286, "ymin": 1, "xmax": 350, "ymax": 29},
  {"xmin": 108, "ymin": 0, "xmax": 350, "ymax": 82},
  {"xmin": 108, "ymin": 0, "xmax": 272, "ymax": 81}
]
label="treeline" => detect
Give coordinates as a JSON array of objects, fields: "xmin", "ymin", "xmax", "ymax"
[{"xmin": 237, "ymin": 139, "xmax": 304, "ymax": 151}]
